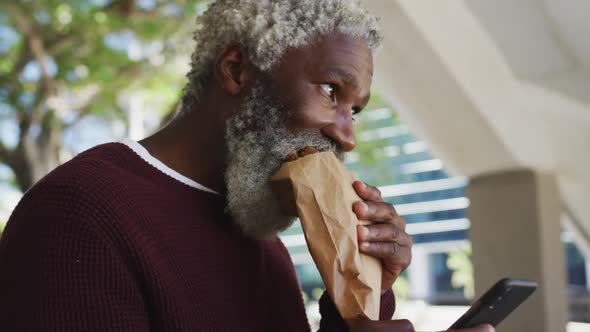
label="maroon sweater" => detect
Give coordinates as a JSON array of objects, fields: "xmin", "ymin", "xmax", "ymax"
[{"xmin": 0, "ymin": 143, "xmax": 395, "ymax": 331}]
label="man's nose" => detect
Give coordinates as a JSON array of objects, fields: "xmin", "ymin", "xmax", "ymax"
[{"xmin": 320, "ymin": 120, "xmax": 356, "ymax": 152}]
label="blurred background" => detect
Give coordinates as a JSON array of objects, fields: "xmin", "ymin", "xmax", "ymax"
[{"xmin": 0, "ymin": 1, "xmax": 589, "ymax": 331}]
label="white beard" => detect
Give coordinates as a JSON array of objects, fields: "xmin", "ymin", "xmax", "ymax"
[{"xmin": 224, "ymin": 79, "xmax": 344, "ymax": 239}]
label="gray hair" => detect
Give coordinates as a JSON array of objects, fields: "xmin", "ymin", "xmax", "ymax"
[{"xmin": 179, "ymin": 0, "xmax": 381, "ymax": 115}]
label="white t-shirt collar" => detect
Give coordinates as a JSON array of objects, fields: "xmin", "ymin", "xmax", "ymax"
[{"xmin": 119, "ymin": 139, "xmax": 220, "ymax": 195}]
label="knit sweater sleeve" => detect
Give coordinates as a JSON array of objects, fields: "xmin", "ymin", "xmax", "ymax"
[
  {"xmin": 0, "ymin": 183, "xmax": 150, "ymax": 331},
  {"xmin": 317, "ymin": 289, "xmax": 396, "ymax": 331}
]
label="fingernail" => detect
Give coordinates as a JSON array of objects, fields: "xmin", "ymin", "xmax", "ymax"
[
  {"xmin": 360, "ymin": 202, "xmax": 368, "ymax": 213},
  {"xmin": 361, "ymin": 226, "xmax": 369, "ymax": 237}
]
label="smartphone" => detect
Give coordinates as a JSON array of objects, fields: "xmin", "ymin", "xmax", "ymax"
[{"xmin": 449, "ymin": 278, "xmax": 537, "ymax": 329}]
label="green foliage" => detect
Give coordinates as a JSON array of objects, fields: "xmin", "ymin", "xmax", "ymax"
[
  {"xmin": 446, "ymin": 244, "xmax": 475, "ymax": 299},
  {"xmin": 311, "ymin": 287, "xmax": 324, "ymax": 301},
  {"xmin": 392, "ymin": 274, "xmax": 410, "ymax": 302},
  {"xmin": 0, "ymin": 0, "xmax": 209, "ymax": 190},
  {"xmin": 352, "ymin": 90, "xmax": 400, "ymax": 184},
  {"xmin": 301, "ymin": 291, "xmax": 309, "ymax": 303}
]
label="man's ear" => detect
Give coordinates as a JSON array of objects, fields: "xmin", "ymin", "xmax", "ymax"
[{"xmin": 214, "ymin": 44, "xmax": 253, "ymax": 96}]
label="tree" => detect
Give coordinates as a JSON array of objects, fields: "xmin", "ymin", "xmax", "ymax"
[
  {"xmin": 447, "ymin": 244, "xmax": 474, "ymax": 299},
  {"xmin": 0, "ymin": 0, "xmax": 206, "ymax": 192}
]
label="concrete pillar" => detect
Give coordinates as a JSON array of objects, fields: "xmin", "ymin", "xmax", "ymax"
[
  {"xmin": 407, "ymin": 246, "xmax": 431, "ymax": 301},
  {"xmin": 467, "ymin": 169, "xmax": 568, "ymax": 332}
]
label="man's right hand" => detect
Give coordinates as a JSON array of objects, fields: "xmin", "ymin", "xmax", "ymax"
[
  {"xmin": 349, "ymin": 319, "xmax": 415, "ymax": 332},
  {"xmin": 349, "ymin": 318, "xmax": 495, "ymax": 332},
  {"xmin": 446, "ymin": 326, "xmax": 495, "ymax": 332}
]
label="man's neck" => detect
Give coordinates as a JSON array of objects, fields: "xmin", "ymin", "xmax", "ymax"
[{"xmin": 139, "ymin": 110, "xmax": 228, "ymax": 195}]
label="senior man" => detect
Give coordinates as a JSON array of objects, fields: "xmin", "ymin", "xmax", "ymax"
[{"xmin": 0, "ymin": 1, "xmax": 493, "ymax": 331}]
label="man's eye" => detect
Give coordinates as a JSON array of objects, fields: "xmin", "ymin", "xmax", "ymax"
[{"xmin": 320, "ymin": 83, "xmax": 337, "ymax": 102}]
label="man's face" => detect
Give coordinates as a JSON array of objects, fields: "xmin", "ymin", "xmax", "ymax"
[{"xmin": 224, "ymin": 33, "xmax": 374, "ymax": 239}]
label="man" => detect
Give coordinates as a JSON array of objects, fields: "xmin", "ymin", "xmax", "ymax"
[{"xmin": 0, "ymin": 1, "xmax": 493, "ymax": 331}]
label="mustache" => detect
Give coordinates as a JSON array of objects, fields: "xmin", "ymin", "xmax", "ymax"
[
  {"xmin": 278, "ymin": 130, "xmax": 345, "ymax": 162},
  {"xmin": 271, "ymin": 126, "xmax": 345, "ymax": 161}
]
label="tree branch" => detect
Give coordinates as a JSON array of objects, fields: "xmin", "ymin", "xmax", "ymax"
[
  {"xmin": 64, "ymin": 90, "xmax": 103, "ymax": 128},
  {"xmin": 104, "ymin": 0, "xmax": 168, "ymax": 18},
  {"xmin": 0, "ymin": 42, "xmax": 31, "ymax": 89},
  {"xmin": 29, "ymin": 84, "xmax": 50, "ymax": 124},
  {"xmin": 0, "ymin": 50, "xmax": 33, "ymax": 129},
  {"xmin": 104, "ymin": 0, "xmax": 135, "ymax": 15},
  {"xmin": 0, "ymin": 142, "xmax": 14, "ymax": 168},
  {"xmin": 12, "ymin": 83, "xmax": 49, "ymax": 143},
  {"xmin": 2, "ymin": 3, "xmax": 56, "ymax": 97},
  {"xmin": 65, "ymin": 61, "xmax": 148, "ymax": 128},
  {"xmin": 46, "ymin": 34, "xmax": 77, "ymax": 56},
  {"xmin": 0, "ymin": 142, "xmax": 8, "ymax": 160}
]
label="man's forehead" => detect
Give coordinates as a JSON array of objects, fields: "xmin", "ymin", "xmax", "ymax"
[
  {"xmin": 285, "ymin": 33, "xmax": 374, "ymax": 84},
  {"xmin": 302, "ymin": 34, "xmax": 372, "ymax": 68}
]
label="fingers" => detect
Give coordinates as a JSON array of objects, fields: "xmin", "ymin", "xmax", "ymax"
[
  {"xmin": 350, "ymin": 318, "xmax": 415, "ymax": 332},
  {"xmin": 357, "ymin": 224, "xmax": 412, "ymax": 247},
  {"xmin": 359, "ymin": 240, "xmax": 412, "ymax": 263},
  {"xmin": 353, "ymin": 200, "xmax": 399, "ymax": 223},
  {"xmin": 353, "ymin": 181, "xmax": 384, "ymax": 202},
  {"xmin": 353, "ymin": 200, "xmax": 406, "ymax": 231},
  {"xmin": 447, "ymin": 324, "xmax": 495, "ymax": 332},
  {"xmin": 352, "ymin": 181, "xmax": 404, "ymax": 229}
]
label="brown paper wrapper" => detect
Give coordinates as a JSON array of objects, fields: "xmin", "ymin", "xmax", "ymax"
[{"xmin": 271, "ymin": 151, "xmax": 382, "ymax": 323}]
